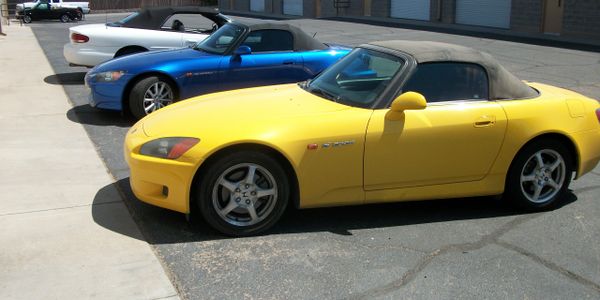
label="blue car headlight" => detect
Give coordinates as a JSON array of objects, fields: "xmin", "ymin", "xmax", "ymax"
[{"xmin": 95, "ymin": 71, "xmax": 125, "ymax": 82}]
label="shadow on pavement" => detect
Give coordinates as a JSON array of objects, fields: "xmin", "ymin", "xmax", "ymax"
[
  {"xmin": 67, "ymin": 104, "xmax": 134, "ymax": 127},
  {"xmin": 44, "ymin": 72, "xmax": 87, "ymax": 85},
  {"xmin": 93, "ymin": 178, "xmax": 578, "ymax": 244},
  {"xmin": 91, "ymin": 184, "xmax": 146, "ymax": 241}
]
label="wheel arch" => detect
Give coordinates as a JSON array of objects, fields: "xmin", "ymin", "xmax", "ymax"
[
  {"xmin": 121, "ymin": 71, "xmax": 180, "ymax": 115},
  {"xmin": 114, "ymin": 45, "xmax": 148, "ymax": 58},
  {"xmin": 189, "ymin": 143, "xmax": 300, "ymax": 214},
  {"xmin": 508, "ymin": 132, "xmax": 580, "ymax": 178}
]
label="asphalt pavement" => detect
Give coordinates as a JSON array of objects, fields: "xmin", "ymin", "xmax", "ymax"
[{"xmin": 12, "ymin": 13, "xmax": 600, "ymax": 299}]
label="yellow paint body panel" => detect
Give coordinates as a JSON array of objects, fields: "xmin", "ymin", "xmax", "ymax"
[{"xmin": 124, "ymin": 82, "xmax": 600, "ymax": 214}]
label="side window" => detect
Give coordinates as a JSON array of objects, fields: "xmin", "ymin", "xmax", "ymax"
[
  {"xmin": 52, "ymin": 0, "xmax": 60, "ymax": 3},
  {"xmin": 241, "ymin": 30, "xmax": 294, "ymax": 52},
  {"xmin": 161, "ymin": 14, "xmax": 215, "ymax": 33},
  {"xmin": 402, "ymin": 62, "xmax": 489, "ymax": 103}
]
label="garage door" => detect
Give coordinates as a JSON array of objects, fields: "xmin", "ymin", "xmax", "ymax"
[
  {"xmin": 390, "ymin": 0, "xmax": 430, "ymax": 21},
  {"xmin": 283, "ymin": 0, "xmax": 303, "ymax": 16},
  {"xmin": 456, "ymin": 0, "xmax": 511, "ymax": 29},
  {"xmin": 250, "ymin": 0, "xmax": 264, "ymax": 12}
]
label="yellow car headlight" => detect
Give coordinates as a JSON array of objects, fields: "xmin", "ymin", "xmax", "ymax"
[{"xmin": 139, "ymin": 137, "xmax": 199, "ymax": 159}]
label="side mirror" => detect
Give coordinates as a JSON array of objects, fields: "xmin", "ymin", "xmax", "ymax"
[
  {"xmin": 386, "ymin": 91, "xmax": 427, "ymax": 121},
  {"xmin": 233, "ymin": 45, "xmax": 252, "ymax": 56}
]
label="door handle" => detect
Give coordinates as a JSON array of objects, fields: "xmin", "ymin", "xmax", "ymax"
[
  {"xmin": 474, "ymin": 115, "xmax": 496, "ymax": 127},
  {"xmin": 283, "ymin": 60, "xmax": 296, "ymax": 65}
]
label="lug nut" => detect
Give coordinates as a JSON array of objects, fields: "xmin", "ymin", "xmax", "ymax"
[
  {"xmin": 236, "ymin": 198, "xmax": 241, "ymax": 202},
  {"xmin": 246, "ymin": 200, "xmax": 251, "ymax": 204},
  {"xmin": 245, "ymin": 184, "xmax": 250, "ymax": 189},
  {"xmin": 251, "ymin": 191, "xmax": 257, "ymax": 196}
]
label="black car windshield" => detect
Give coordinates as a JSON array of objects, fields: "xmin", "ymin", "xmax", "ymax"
[
  {"xmin": 194, "ymin": 23, "xmax": 245, "ymax": 54},
  {"xmin": 304, "ymin": 48, "xmax": 405, "ymax": 108},
  {"xmin": 107, "ymin": 12, "xmax": 139, "ymax": 27}
]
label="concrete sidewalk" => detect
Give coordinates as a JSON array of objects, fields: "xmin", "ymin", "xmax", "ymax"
[{"xmin": 0, "ymin": 25, "xmax": 179, "ymax": 299}]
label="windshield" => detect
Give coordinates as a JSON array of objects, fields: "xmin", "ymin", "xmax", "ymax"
[
  {"xmin": 194, "ymin": 23, "xmax": 245, "ymax": 55},
  {"xmin": 108, "ymin": 12, "xmax": 139, "ymax": 26},
  {"xmin": 304, "ymin": 48, "xmax": 405, "ymax": 108}
]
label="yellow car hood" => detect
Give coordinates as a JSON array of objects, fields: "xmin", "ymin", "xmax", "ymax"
[{"xmin": 141, "ymin": 83, "xmax": 352, "ymax": 137}]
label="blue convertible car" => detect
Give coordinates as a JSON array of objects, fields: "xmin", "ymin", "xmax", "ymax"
[{"xmin": 85, "ymin": 21, "xmax": 351, "ymax": 119}]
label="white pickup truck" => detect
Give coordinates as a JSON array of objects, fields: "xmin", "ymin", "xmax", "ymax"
[{"xmin": 17, "ymin": 0, "xmax": 90, "ymax": 14}]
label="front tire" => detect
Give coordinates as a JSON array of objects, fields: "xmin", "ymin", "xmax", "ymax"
[
  {"xmin": 60, "ymin": 14, "xmax": 70, "ymax": 23},
  {"xmin": 504, "ymin": 139, "xmax": 573, "ymax": 210},
  {"xmin": 195, "ymin": 151, "xmax": 290, "ymax": 236},
  {"xmin": 128, "ymin": 76, "xmax": 176, "ymax": 120},
  {"xmin": 23, "ymin": 15, "xmax": 32, "ymax": 23}
]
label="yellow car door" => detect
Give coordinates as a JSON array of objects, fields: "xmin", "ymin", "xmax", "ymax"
[{"xmin": 363, "ymin": 62, "xmax": 508, "ymax": 201}]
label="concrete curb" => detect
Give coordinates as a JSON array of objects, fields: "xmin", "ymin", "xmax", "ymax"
[{"xmin": 0, "ymin": 24, "xmax": 180, "ymax": 300}]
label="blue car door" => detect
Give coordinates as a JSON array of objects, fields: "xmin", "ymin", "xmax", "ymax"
[{"xmin": 222, "ymin": 29, "xmax": 306, "ymax": 90}]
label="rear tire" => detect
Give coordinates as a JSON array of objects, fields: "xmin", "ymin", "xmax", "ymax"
[
  {"xmin": 504, "ymin": 139, "xmax": 573, "ymax": 210},
  {"xmin": 195, "ymin": 151, "xmax": 290, "ymax": 236},
  {"xmin": 128, "ymin": 76, "xmax": 176, "ymax": 120}
]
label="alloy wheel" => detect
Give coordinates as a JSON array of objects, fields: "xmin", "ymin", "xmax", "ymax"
[
  {"xmin": 142, "ymin": 81, "xmax": 174, "ymax": 115},
  {"xmin": 519, "ymin": 149, "xmax": 566, "ymax": 204},
  {"xmin": 211, "ymin": 163, "xmax": 278, "ymax": 227}
]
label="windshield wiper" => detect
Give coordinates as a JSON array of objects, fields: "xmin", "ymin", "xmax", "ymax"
[{"xmin": 308, "ymin": 87, "xmax": 339, "ymax": 102}]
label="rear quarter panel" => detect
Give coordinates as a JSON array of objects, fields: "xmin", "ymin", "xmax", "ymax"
[{"xmin": 491, "ymin": 82, "xmax": 600, "ymax": 179}]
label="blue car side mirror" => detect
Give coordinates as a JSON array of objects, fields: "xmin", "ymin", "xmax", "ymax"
[{"xmin": 234, "ymin": 45, "xmax": 252, "ymax": 56}]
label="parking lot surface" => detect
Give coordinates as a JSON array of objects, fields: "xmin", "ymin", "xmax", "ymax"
[{"xmin": 26, "ymin": 13, "xmax": 600, "ymax": 299}]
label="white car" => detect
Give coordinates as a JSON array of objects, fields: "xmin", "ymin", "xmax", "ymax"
[
  {"xmin": 17, "ymin": 0, "xmax": 90, "ymax": 14},
  {"xmin": 63, "ymin": 7, "xmax": 230, "ymax": 67}
]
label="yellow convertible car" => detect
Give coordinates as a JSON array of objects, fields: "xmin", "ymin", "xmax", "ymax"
[{"xmin": 125, "ymin": 41, "xmax": 600, "ymax": 236}]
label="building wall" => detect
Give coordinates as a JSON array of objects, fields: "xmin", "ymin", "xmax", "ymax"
[
  {"xmin": 440, "ymin": 0, "xmax": 455, "ymax": 23},
  {"xmin": 220, "ymin": 0, "xmax": 600, "ymax": 40},
  {"xmin": 562, "ymin": 0, "xmax": 600, "ymax": 39},
  {"xmin": 370, "ymin": 0, "xmax": 390, "ymax": 18},
  {"xmin": 510, "ymin": 0, "xmax": 543, "ymax": 33}
]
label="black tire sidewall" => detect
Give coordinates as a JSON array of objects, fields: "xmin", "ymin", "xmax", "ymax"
[
  {"xmin": 128, "ymin": 76, "xmax": 174, "ymax": 120},
  {"xmin": 505, "ymin": 139, "xmax": 573, "ymax": 210},
  {"xmin": 196, "ymin": 151, "xmax": 290, "ymax": 236}
]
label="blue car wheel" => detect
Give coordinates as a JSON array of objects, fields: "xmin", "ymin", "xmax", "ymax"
[{"xmin": 129, "ymin": 76, "xmax": 176, "ymax": 120}]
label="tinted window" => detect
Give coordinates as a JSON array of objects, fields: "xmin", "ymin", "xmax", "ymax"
[
  {"xmin": 241, "ymin": 30, "xmax": 293, "ymax": 52},
  {"xmin": 305, "ymin": 48, "xmax": 405, "ymax": 108},
  {"xmin": 195, "ymin": 23, "xmax": 245, "ymax": 54},
  {"xmin": 402, "ymin": 63, "xmax": 489, "ymax": 103}
]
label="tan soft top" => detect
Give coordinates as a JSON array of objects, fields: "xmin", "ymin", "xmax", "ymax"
[{"xmin": 368, "ymin": 40, "xmax": 538, "ymax": 100}]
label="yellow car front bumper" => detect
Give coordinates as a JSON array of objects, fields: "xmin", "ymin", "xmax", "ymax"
[{"xmin": 124, "ymin": 127, "xmax": 200, "ymax": 214}]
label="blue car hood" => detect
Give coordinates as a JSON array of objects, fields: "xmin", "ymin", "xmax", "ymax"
[{"xmin": 93, "ymin": 48, "xmax": 218, "ymax": 72}]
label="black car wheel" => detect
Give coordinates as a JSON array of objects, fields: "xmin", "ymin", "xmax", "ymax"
[
  {"xmin": 60, "ymin": 14, "xmax": 70, "ymax": 23},
  {"xmin": 23, "ymin": 15, "xmax": 32, "ymax": 23},
  {"xmin": 195, "ymin": 151, "xmax": 290, "ymax": 236},
  {"xmin": 129, "ymin": 76, "xmax": 176, "ymax": 120},
  {"xmin": 504, "ymin": 138, "xmax": 573, "ymax": 210}
]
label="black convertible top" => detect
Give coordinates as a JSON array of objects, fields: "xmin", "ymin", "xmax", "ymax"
[
  {"xmin": 120, "ymin": 6, "xmax": 230, "ymax": 30},
  {"xmin": 236, "ymin": 21, "xmax": 328, "ymax": 51},
  {"xmin": 368, "ymin": 40, "xmax": 538, "ymax": 100}
]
